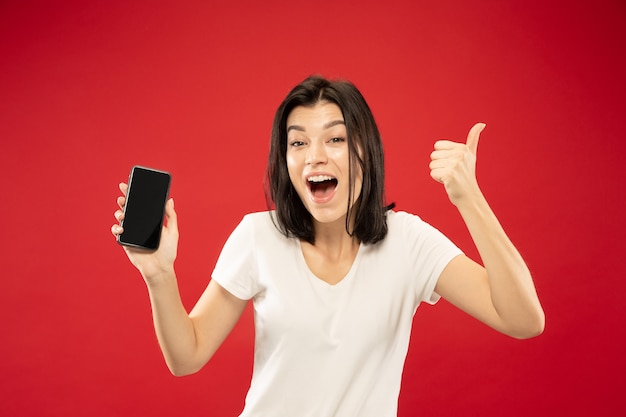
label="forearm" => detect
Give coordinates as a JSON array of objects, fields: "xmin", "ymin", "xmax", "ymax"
[
  {"xmin": 144, "ymin": 270, "xmax": 203, "ymax": 376},
  {"xmin": 457, "ymin": 191, "xmax": 545, "ymax": 337}
]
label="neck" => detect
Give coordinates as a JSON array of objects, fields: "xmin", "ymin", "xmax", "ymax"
[
  {"xmin": 300, "ymin": 219, "xmax": 361, "ymax": 285},
  {"xmin": 311, "ymin": 216, "xmax": 359, "ymax": 254}
]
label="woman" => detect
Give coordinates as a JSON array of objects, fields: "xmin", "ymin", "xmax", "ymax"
[{"xmin": 112, "ymin": 76, "xmax": 544, "ymax": 416}]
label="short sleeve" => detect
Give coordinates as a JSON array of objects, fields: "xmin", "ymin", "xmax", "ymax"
[{"xmin": 211, "ymin": 215, "xmax": 259, "ymax": 300}]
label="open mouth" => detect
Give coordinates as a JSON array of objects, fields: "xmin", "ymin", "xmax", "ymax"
[{"xmin": 307, "ymin": 175, "xmax": 338, "ymax": 200}]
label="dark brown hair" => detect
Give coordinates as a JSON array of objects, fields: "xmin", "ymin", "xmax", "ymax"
[{"xmin": 265, "ymin": 75, "xmax": 391, "ymax": 244}]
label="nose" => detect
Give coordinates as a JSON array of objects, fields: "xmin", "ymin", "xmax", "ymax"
[{"xmin": 305, "ymin": 140, "xmax": 328, "ymax": 165}]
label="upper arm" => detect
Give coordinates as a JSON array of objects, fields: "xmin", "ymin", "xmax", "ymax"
[
  {"xmin": 188, "ymin": 279, "xmax": 249, "ymax": 366},
  {"xmin": 434, "ymin": 254, "xmax": 507, "ymax": 333}
]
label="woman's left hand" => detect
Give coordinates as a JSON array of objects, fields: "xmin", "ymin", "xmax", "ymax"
[{"xmin": 429, "ymin": 122, "xmax": 486, "ymax": 206}]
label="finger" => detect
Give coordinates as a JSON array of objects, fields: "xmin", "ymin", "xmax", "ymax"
[
  {"xmin": 466, "ymin": 123, "xmax": 486, "ymax": 154},
  {"xmin": 433, "ymin": 140, "xmax": 457, "ymax": 151},
  {"xmin": 117, "ymin": 196, "xmax": 126, "ymax": 209},
  {"xmin": 429, "ymin": 169, "xmax": 446, "ymax": 184},
  {"xmin": 114, "ymin": 209, "xmax": 124, "ymax": 222},
  {"xmin": 429, "ymin": 158, "xmax": 450, "ymax": 170},
  {"xmin": 119, "ymin": 182, "xmax": 128, "ymax": 196},
  {"xmin": 164, "ymin": 198, "xmax": 177, "ymax": 231},
  {"xmin": 430, "ymin": 148, "xmax": 459, "ymax": 161},
  {"xmin": 111, "ymin": 224, "xmax": 123, "ymax": 236}
]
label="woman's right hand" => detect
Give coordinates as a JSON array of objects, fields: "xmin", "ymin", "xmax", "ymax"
[{"xmin": 111, "ymin": 182, "xmax": 179, "ymax": 285}]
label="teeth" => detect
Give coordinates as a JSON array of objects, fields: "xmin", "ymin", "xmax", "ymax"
[{"xmin": 308, "ymin": 175, "xmax": 335, "ymax": 183}]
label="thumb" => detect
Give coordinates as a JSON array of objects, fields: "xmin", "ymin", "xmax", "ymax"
[
  {"xmin": 164, "ymin": 198, "xmax": 177, "ymax": 230},
  {"xmin": 466, "ymin": 122, "xmax": 486, "ymax": 154}
]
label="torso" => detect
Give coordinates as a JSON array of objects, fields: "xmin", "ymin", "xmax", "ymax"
[{"xmin": 211, "ymin": 210, "xmax": 463, "ymax": 416}]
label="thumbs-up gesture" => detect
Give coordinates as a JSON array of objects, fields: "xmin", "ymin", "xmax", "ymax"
[{"xmin": 429, "ymin": 123, "xmax": 486, "ymax": 206}]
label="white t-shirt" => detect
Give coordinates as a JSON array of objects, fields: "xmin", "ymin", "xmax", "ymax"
[{"xmin": 212, "ymin": 210, "xmax": 463, "ymax": 417}]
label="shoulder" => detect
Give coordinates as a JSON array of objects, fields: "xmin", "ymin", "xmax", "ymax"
[
  {"xmin": 366, "ymin": 210, "xmax": 429, "ymax": 252},
  {"xmin": 385, "ymin": 210, "xmax": 428, "ymax": 235},
  {"xmin": 241, "ymin": 210, "xmax": 274, "ymax": 226},
  {"xmin": 237, "ymin": 211, "xmax": 290, "ymax": 244},
  {"xmin": 241, "ymin": 210, "xmax": 273, "ymax": 220},
  {"xmin": 382, "ymin": 210, "xmax": 458, "ymax": 252},
  {"xmin": 241, "ymin": 211, "xmax": 279, "ymax": 230}
]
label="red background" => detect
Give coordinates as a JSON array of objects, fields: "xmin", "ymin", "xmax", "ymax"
[{"xmin": 1, "ymin": 1, "xmax": 624, "ymax": 415}]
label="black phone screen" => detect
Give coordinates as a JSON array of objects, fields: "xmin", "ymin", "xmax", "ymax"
[{"xmin": 117, "ymin": 166, "xmax": 171, "ymax": 250}]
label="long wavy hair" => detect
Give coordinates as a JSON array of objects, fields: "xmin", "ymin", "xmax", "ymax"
[{"xmin": 265, "ymin": 75, "xmax": 392, "ymax": 244}]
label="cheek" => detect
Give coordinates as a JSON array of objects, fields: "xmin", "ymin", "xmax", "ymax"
[{"xmin": 286, "ymin": 154, "xmax": 300, "ymax": 184}]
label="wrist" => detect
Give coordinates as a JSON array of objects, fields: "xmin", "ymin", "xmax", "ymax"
[
  {"xmin": 451, "ymin": 186, "xmax": 485, "ymax": 211},
  {"xmin": 142, "ymin": 265, "xmax": 177, "ymax": 289}
]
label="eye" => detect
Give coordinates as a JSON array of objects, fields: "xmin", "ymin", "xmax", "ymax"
[
  {"xmin": 289, "ymin": 140, "xmax": 305, "ymax": 147},
  {"xmin": 328, "ymin": 137, "xmax": 346, "ymax": 143}
]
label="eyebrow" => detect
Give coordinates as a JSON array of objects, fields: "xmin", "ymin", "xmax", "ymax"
[{"xmin": 287, "ymin": 119, "xmax": 345, "ymax": 133}]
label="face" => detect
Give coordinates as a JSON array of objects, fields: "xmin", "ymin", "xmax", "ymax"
[{"xmin": 286, "ymin": 101, "xmax": 363, "ymax": 227}]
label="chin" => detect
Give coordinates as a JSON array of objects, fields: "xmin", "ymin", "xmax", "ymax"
[{"xmin": 306, "ymin": 205, "xmax": 347, "ymax": 225}]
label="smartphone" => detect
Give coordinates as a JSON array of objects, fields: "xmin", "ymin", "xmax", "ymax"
[{"xmin": 117, "ymin": 166, "xmax": 171, "ymax": 250}]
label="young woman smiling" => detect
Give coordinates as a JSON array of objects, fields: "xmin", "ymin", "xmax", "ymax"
[{"xmin": 112, "ymin": 75, "xmax": 544, "ymax": 416}]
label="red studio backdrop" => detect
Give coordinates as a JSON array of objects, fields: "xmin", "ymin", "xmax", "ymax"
[{"xmin": 1, "ymin": 1, "xmax": 624, "ymax": 416}]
